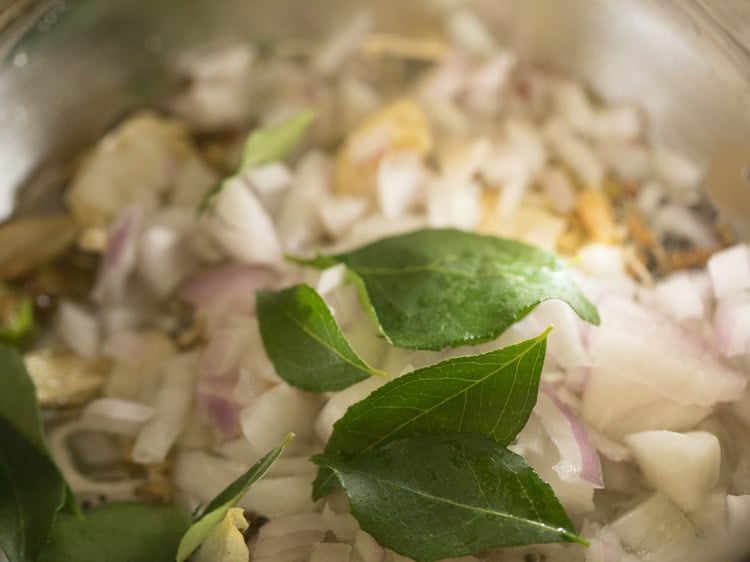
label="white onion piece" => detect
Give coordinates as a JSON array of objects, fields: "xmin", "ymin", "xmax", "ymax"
[
  {"xmin": 551, "ymin": 79, "xmax": 594, "ymax": 136},
  {"xmin": 610, "ymin": 494, "xmax": 704, "ymax": 562},
  {"xmin": 92, "ymin": 202, "xmax": 147, "ymax": 303},
  {"xmin": 526, "ymin": 299, "xmax": 591, "ymax": 370},
  {"xmin": 643, "ymin": 271, "xmax": 706, "ymax": 321},
  {"xmin": 81, "ymin": 397, "xmax": 154, "ymax": 436},
  {"xmin": 57, "ymin": 300, "xmax": 100, "ymax": 359},
  {"xmin": 534, "ymin": 385, "xmax": 603, "ymax": 488},
  {"xmin": 137, "ymin": 209, "xmax": 196, "ymax": 296},
  {"xmin": 240, "ymin": 385, "xmax": 320, "ymax": 453},
  {"xmin": 596, "ymin": 140, "xmax": 652, "ymax": 183},
  {"xmin": 313, "ymin": 10, "xmax": 371, "ymax": 76},
  {"xmin": 171, "ymin": 45, "xmax": 255, "ymax": 130},
  {"xmin": 446, "ymin": 9, "xmax": 497, "ymax": 55},
  {"xmin": 544, "ymin": 119, "xmax": 604, "ymax": 189},
  {"xmin": 464, "ymin": 51, "xmax": 516, "ymax": 114},
  {"xmin": 276, "ymin": 150, "xmax": 331, "ymax": 252},
  {"xmin": 322, "ymin": 502, "xmax": 359, "ymax": 543},
  {"xmin": 244, "ymin": 161, "xmax": 292, "ymax": 216},
  {"xmin": 315, "ymin": 375, "xmax": 387, "ymax": 442},
  {"xmin": 317, "ymin": 195, "xmax": 370, "ymax": 239},
  {"xmin": 582, "ymin": 296, "xmax": 746, "ymax": 437},
  {"xmin": 588, "ymin": 105, "xmax": 642, "ymax": 142},
  {"xmin": 197, "ymin": 375, "xmax": 241, "ymax": 436},
  {"xmin": 427, "ymin": 178, "xmax": 482, "ymax": 230},
  {"xmin": 707, "ymin": 243, "xmax": 750, "ymax": 299},
  {"xmin": 624, "ymin": 430, "xmax": 720, "ymax": 512},
  {"xmin": 49, "ymin": 420, "xmax": 141, "ymax": 501},
  {"xmin": 201, "ymin": 329, "xmax": 244, "ymax": 378},
  {"xmin": 203, "ymin": 177, "xmax": 283, "ymax": 265},
  {"xmin": 376, "ymin": 150, "xmax": 426, "ymax": 218},
  {"xmin": 132, "ymin": 352, "xmax": 197, "ymax": 463},
  {"xmin": 310, "ymin": 542, "xmax": 352, "ymax": 562},
  {"xmin": 102, "ymin": 331, "xmax": 144, "ymax": 366},
  {"xmin": 714, "ymin": 292, "xmax": 750, "ymax": 357},
  {"xmin": 253, "ymin": 512, "xmax": 326, "ymax": 561},
  {"xmin": 178, "ymin": 264, "xmax": 274, "ymax": 311},
  {"xmin": 353, "ymin": 530, "xmax": 387, "ymax": 562},
  {"xmin": 540, "ymin": 166, "xmax": 577, "ymax": 215},
  {"xmin": 173, "ymin": 451, "xmax": 317, "ymax": 518}
]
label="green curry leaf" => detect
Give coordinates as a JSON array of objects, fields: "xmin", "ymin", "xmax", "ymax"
[
  {"xmin": 198, "ymin": 108, "xmax": 316, "ymax": 214},
  {"xmin": 257, "ymin": 284, "xmax": 385, "ymax": 392},
  {"xmin": 313, "ymin": 328, "xmax": 550, "ymax": 499},
  {"xmin": 296, "ymin": 228, "xmax": 599, "ymax": 351},
  {"xmin": 313, "ymin": 433, "xmax": 586, "ymax": 562},
  {"xmin": 38, "ymin": 502, "xmax": 191, "ymax": 562},
  {"xmin": 0, "ymin": 343, "xmax": 70, "ymax": 562},
  {"xmin": 175, "ymin": 433, "xmax": 294, "ymax": 562}
]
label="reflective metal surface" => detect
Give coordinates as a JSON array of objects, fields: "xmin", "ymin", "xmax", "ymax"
[{"xmin": 0, "ymin": 0, "xmax": 749, "ymax": 238}]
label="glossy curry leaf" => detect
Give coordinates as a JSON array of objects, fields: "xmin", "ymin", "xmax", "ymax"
[
  {"xmin": 0, "ymin": 418, "xmax": 66, "ymax": 562},
  {"xmin": 198, "ymin": 108, "xmax": 316, "ymax": 214},
  {"xmin": 175, "ymin": 433, "xmax": 294, "ymax": 562},
  {"xmin": 38, "ymin": 502, "xmax": 191, "ymax": 562},
  {"xmin": 298, "ymin": 228, "xmax": 599, "ymax": 350},
  {"xmin": 313, "ymin": 329, "xmax": 550, "ymax": 499},
  {"xmin": 257, "ymin": 284, "xmax": 385, "ymax": 392},
  {"xmin": 0, "ymin": 343, "xmax": 70, "ymax": 562},
  {"xmin": 313, "ymin": 433, "xmax": 586, "ymax": 562}
]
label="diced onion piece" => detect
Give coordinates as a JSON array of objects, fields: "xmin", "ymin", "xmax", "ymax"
[
  {"xmin": 322, "ymin": 502, "xmax": 359, "ymax": 543},
  {"xmin": 316, "ymin": 195, "xmax": 370, "ymax": 240},
  {"xmin": 57, "ymin": 300, "xmax": 100, "ymax": 359},
  {"xmin": 610, "ymin": 494, "xmax": 703, "ymax": 561},
  {"xmin": 652, "ymin": 147, "xmax": 703, "ymax": 198},
  {"xmin": 624, "ymin": 430, "xmax": 720, "ymax": 512},
  {"xmin": 174, "ymin": 451, "xmax": 317, "ymax": 519},
  {"xmin": 197, "ymin": 376, "xmax": 242, "ymax": 436},
  {"xmin": 353, "ymin": 530, "xmax": 387, "ymax": 562},
  {"xmin": 92, "ymin": 202, "xmax": 148, "ymax": 304},
  {"xmin": 534, "ymin": 385, "xmax": 603, "ymax": 488},
  {"xmin": 645, "ymin": 271, "xmax": 706, "ymax": 321},
  {"xmin": 376, "ymin": 150, "xmax": 426, "ymax": 218},
  {"xmin": 192, "ymin": 508, "xmax": 249, "ymax": 562},
  {"xmin": 137, "ymin": 209, "xmax": 196, "ymax": 296},
  {"xmin": 545, "ymin": 119, "xmax": 604, "ymax": 189},
  {"xmin": 313, "ymin": 10, "xmax": 372, "ymax": 76},
  {"xmin": 204, "ymin": 177, "xmax": 282, "ymax": 265},
  {"xmin": 179, "ymin": 264, "xmax": 274, "ymax": 312},
  {"xmin": 132, "ymin": 352, "xmax": 197, "ymax": 463},
  {"xmin": 582, "ymin": 296, "xmax": 746, "ymax": 437},
  {"xmin": 310, "ymin": 542, "xmax": 352, "ymax": 562},
  {"xmin": 253, "ymin": 512, "xmax": 326, "ymax": 561},
  {"xmin": 540, "ymin": 166, "xmax": 577, "ymax": 215},
  {"xmin": 714, "ymin": 292, "xmax": 750, "ymax": 358},
  {"xmin": 81, "ymin": 397, "xmax": 154, "ymax": 436},
  {"xmin": 446, "ymin": 9, "xmax": 497, "ymax": 55},
  {"xmin": 240, "ymin": 385, "xmax": 320, "ymax": 454},
  {"xmin": 707, "ymin": 244, "xmax": 750, "ymax": 299},
  {"xmin": 315, "ymin": 375, "xmax": 387, "ymax": 442},
  {"xmin": 427, "ymin": 178, "xmax": 482, "ymax": 230}
]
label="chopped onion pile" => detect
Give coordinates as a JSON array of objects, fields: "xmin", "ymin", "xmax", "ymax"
[{"xmin": 29, "ymin": 6, "xmax": 750, "ymax": 562}]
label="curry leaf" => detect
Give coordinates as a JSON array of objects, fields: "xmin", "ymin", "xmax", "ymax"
[
  {"xmin": 175, "ymin": 433, "xmax": 294, "ymax": 562},
  {"xmin": 38, "ymin": 502, "xmax": 191, "ymax": 562},
  {"xmin": 313, "ymin": 328, "xmax": 550, "ymax": 499},
  {"xmin": 313, "ymin": 433, "xmax": 586, "ymax": 562},
  {"xmin": 257, "ymin": 284, "xmax": 385, "ymax": 392},
  {"xmin": 297, "ymin": 228, "xmax": 599, "ymax": 351},
  {"xmin": 0, "ymin": 418, "xmax": 66, "ymax": 562},
  {"xmin": 0, "ymin": 343, "xmax": 70, "ymax": 562},
  {"xmin": 198, "ymin": 108, "xmax": 316, "ymax": 214}
]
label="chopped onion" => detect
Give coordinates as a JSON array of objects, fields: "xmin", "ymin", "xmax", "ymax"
[
  {"xmin": 353, "ymin": 530, "xmax": 387, "ymax": 562},
  {"xmin": 137, "ymin": 209, "xmax": 197, "ymax": 296},
  {"xmin": 203, "ymin": 177, "xmax": 283, "ymax": 266},
  {"xmin": 582, "ymin": 296, "xmax": 746, "ymax": 437},
  {"xmin": 714, "ymin": 292, "xmax": 750, "ymax": 358},
  {"xmin": 316, "ymin": 194, "xmax": 370, "ymax": 239},
  {"xmin": 197, "ymin": 374, "xmax": 242, "ymax": 436},
  {"xmin": 178, "ymin": 264, "xmax": 275, "ymax": 312},
  {"xmin": 544, "ymin": 119, "xmax": 604, "ymax": 189},
  {"xmin": 540, "ymin": 166, "xmax": 577, "ymax": 215},
  {"xmin": 313, "ymin": 10, "xmax": 372, "ymax": 76},
  {"xmin": 81, "ymin": 397, "xmax": 154, "ymax": 436},
  {"xmin": 534, "ymin": 384, "xmax": 603, "ymax": 488},
  {"xmin": 309, "ymin": 543, "xmax": 352, "ymax": 562},
  {"xmin": 624, "ymin": 430, "xmax": 720, "ymax": 512},
  {"xmin": 132, "ymin": 352, "xmax": 197, "ymax": 464},
  {"xmin": 57, "ymin": 300, "xmax": 100, "ymax": 359},
  {"xmin": 240, "ymin": 385, "xmax": 321, "ymax": 454},
  {"xmin": 376, "ymin": 150, "xmax": 427, "ymax": 218},
  {"xmin": 707, "ymin": 243, "xmax": 750, "ymax": 299},
  {"xmin": 92, "ymin": 202, "xmax": 148, "ymax": 303}
]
